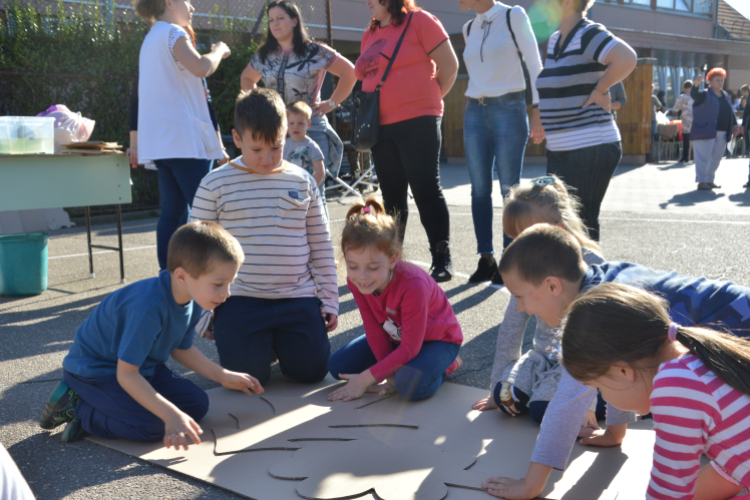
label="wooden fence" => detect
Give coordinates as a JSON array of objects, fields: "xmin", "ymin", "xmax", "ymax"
[{"xmin": 442, "ymin": 60, "xmax": 655, "ymax": 159}]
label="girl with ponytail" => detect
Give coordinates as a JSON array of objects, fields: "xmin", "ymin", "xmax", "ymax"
[
  {"xmin": 562, "ymin": 283, "xmax": 750, "ymax": 500},
  {"xmin": 328, "ymin": 197, "xmax": 464, "ymax": 403}
]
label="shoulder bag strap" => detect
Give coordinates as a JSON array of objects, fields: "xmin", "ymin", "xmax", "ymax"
[
  {"xmin": 506, "ymin": 7, "xmax": 533, "ymax": 103},
  {"xmin": 376, "ymin": 12, "xmax": 414, "ymax": 91},
  {"xmin": 506, "ymin": 8, "xmax": 523, "ymax": 62}
]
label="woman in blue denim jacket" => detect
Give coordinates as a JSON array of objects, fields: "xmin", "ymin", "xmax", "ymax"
[
  {"xmin": 690, "ymin": 69, "xmax": 739, "ymax": 191},
  {"xmin": 456, "ymin": 0, "xmax": 544, "ymax": 285}
]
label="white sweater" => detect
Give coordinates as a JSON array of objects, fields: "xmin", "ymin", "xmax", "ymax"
[{"xmin": 462, "ymin": 3, "xmax": 543, "ymax": 103}]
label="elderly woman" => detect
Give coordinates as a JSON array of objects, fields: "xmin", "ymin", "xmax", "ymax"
[
  {"xmin": 672, "ymin": 79, "xmax": 694, "ymax": 163},
  {"xmin": 690, "ymin": 70, "xmax": 738, "ymax": 190},
  {"xmin": 455, "ymin": 0, "xmax": 544, "ymax": 285},
  {"xmin": 240, "ymin": 0, "xmax": 357, "ymax": 212},
  {"xmin": 354, "ymin": 0, "xmax": 458, "ymax": 282},
  {"xmin": 533, "ymin": 0, "xmax": 636, "ymax": 242}
]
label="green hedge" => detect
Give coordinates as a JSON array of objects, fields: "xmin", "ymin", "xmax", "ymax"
[{"xmin": 0, "ymin": 0, "xmax": 257, "ymax": 212}]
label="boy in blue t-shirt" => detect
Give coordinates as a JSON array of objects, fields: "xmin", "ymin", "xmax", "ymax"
[
  {"xmin": 40, "ymin": 221, "xmax": 264, "ymax": 448},
  {"xmin": 483, "ymin": 224, "xmax": 750, "ymax": 500}
]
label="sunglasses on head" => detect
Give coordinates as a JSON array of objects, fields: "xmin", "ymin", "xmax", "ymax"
[{"xmin": 532, "ymin": 176, "xmax": 555, "ymax": 188}]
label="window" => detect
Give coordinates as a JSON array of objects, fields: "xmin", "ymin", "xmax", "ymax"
[{"xmin": 597, "ymin": 0, "xmax": 714, "ymax": 16}]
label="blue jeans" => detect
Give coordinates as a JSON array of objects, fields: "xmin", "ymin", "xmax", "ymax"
[
  {"xmin": 212, "ymin": 296, "xmax": 331, "ymax": 386},
  {"xmin": 464, "ymin": 98, "xmax": 529, "ymax": 254},
  {"xmin": 65, "ymin": 364, "xmax": 208, "ymax": 442},
  {"xmin": 154, "ymin": 158, "xmax": 212, "ymax": 270},
  {"xmin": 546, "ymin": 141, "xmax": 622, "ymax": 241},
  {"xmin": 328, "ymin": 334, "xmax": 461, "ymax": 401}
]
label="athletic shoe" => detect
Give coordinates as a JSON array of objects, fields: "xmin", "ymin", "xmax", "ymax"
[
  {"xmin": 61, "ymin": 418, "xmax": 84, "ymax": 443},
  {"xmin": 430, "ymin": 241, "xmax": 454, "ymax": 283},
  {"xmin": 445, "ymin": 355, "xmax": 464, "ymax": 378},
  {"xmin": 40, "ymin": 381, "xmax": 80, "ymax": 430},
  {"xmin": 468, "ymin": 257, "xmax": 497, "ymax": 283}
]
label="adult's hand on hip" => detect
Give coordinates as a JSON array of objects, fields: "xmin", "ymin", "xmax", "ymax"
[{"xmin": 582, "ymin": 89, "xmax": 611, "ymax": 113}]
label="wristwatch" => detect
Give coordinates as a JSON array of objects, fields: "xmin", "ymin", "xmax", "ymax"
[{"xmin": 328, "ymin": 98, "xmax": 338, "ymax": 109}]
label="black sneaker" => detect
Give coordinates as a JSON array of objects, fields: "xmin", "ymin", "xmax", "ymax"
[
  {"xmin": 40, "ymin": 381, "xmax": 80, "ymax": 430},
  {"xmin": 430, "ymin": 241, "xmax": 454, "ymax": 283},
  {"xmin": 490, "ymin": 269, "xmax": 504, "ymax": 286},
  {"xmin": 468, "ymin": 257, "xmax": 498, "ymax": 283},
  {"xmin": 61, "ymin": 418, "xmax": 84, "ymax": 443}
]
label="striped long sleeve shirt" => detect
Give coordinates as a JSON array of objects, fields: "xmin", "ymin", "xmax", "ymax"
[
  {"xmin": 648, "ymin": 354, "xmax": 750, "ymax": 499},
  {"xmin": 190, "ymin": 159, "xmax": 339, "ymax": 315},
  {"xmin": 536, "ymin": 19, "xmax": 622, "ymax": 152}
]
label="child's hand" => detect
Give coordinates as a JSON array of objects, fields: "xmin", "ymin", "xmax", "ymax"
[
  {"xmin": 328, "ymin": 373, "xmax": 372, "ymax": 402},
  {"xmin": 164, "ymin": 411, "xmax": 203, "ymax": 451},
  {"xmin": 579, "ymin": 423, "xmax": 627, "ymax": 447},
  {"xmin": 483, "ymin": 476, "xmax": 542, "ymax": 500},
  {"xmin": 220, "ymin": 370, "xmax": 264, "ymax": 397},
  {"xmin": 472, "ymin": 395, "xmax": 498, "ymax": 411},
  {"xmin": 581, "ymin": 410, "xmax": 601, "ymax": 433},
  {"xmin": 322, "ymin": 313, "xmax": 338, "ymax": 332},
  {"xmin": 366, "ymin": 376, "xmax": 395, "ymax": 397}
]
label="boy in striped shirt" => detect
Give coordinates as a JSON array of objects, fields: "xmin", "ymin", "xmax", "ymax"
[
  {"xmin": 190, "ymin": 88, "xmax": 338, "ymax": 386},
  {"xmin": 482, "ymin": 224, "xmax": 750, "ymax": 499}
]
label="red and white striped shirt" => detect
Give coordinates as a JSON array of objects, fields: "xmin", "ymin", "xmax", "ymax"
[{"xmin": 648, "ymin": 354, "xmax": 750, "ymax": 499}]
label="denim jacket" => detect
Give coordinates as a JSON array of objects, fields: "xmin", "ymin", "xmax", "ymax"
[{"xmin": 690, "ymin": 83, "xmax": 736, "ymax": 141}]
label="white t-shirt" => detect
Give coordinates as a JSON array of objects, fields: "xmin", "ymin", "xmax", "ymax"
[
  {"xmin": 462, "ymin": 3, "xmax": 543, "ymax": 103},
  {"xmin": 137, "ymin": 22, "xmax": 223, "ymax": 162}
]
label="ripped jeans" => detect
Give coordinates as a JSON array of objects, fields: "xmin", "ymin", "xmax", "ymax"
[{"xmin": 464, "ymin": 98, "xmax": 529, "ymax": 254}]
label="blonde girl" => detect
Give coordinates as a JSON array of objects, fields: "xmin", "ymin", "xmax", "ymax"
[
  {"xmin": 473, "ymin": 175, "xmax": 606, "ymax": 426},
  {"xmin": 562, "ymin": 283, "xmax": 750, "ymax": 500},
  {"xmin": 327, "ymin": 197, "xmax": 463, "ymax": 402}
]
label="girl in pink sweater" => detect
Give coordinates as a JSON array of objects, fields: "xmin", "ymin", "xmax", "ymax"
[
  {"xmin": 328, "ymin": 197, "xmax": 463, "ymax": 402},
  {"xmin": 561, "ymin": 283, "xmax": 750, "ymax": 500}
]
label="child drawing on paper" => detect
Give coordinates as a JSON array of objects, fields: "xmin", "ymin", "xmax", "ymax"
[
  {"xmin": 328, "ymin": 197, "xmax": 463, "ymax": 402},
  {"xmin": 473, "ymin": 175, "xmax": 605, "ymax": 427},
  {"xmin": 561, "ymin": 283, "xmax": 750, "ymax": 500}
]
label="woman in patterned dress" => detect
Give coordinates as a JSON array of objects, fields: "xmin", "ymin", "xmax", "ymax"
[{"xmin": 240, "ymin": 0, "xmax": 356, "ymax": 201}]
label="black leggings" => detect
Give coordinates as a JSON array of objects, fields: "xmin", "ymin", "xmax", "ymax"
[{"xmin": 370, "ymin": 115, "xmax": 450, "ymax": 251}]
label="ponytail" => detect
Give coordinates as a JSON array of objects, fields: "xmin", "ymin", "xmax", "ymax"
[
  {"xmin": 672, "ymin": 326, "xmax": 750, "ymax": 395},
  {"xmin": 341, "ymin": 196, "xmax": 402, "ymax": 259},
  {"xmin": 562, "ymin": 283, "xmax": 750, "ymax": 397}
]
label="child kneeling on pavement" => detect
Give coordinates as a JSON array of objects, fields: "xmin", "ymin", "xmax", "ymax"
[{"xmin": 40, "ymin": 221, "xmax": 264, "ymax": 447}]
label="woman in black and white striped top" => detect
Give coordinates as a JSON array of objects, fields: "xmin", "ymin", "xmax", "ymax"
[{"xmin": 536, "ymin": 0, "xmax": 636, "ymax": 241}]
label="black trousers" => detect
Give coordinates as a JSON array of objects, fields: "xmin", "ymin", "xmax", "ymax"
[
  {"xmin": 371, "ymin": 115, "xmax": 450, "ymax": 251},
  {"xmin": 681, "ymin": 132, "xmax": 691, "ymax": 161},
  {"xmin": 546, "ymin": 141, "xmax": 622, "ymax": 241}
]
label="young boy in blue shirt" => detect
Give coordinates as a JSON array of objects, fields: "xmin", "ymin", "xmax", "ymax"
[
  {"xmin": 483, "ymin": 224, "xmax": 750, "ymax": 500},
  {"xmin": 40, "ymin": 221, "xmax": 264, "ymax": 448}
]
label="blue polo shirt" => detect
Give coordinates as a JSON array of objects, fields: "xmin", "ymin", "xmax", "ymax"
[
  {"xmin": 582, "ymin": 262, "xmax": 750, "ymax": 336},
  {"xmin": 63, "ymin": 270, "xmax": 202, "ymax": 379}
]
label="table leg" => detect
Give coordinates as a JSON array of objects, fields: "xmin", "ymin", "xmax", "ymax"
[
  {"xmin": 116, "ymin": 204, "xmax": 125, "ymax": 284},
  {"xmin": 85, "ymin": 206, "xmax": 94, "ymax": 279}
]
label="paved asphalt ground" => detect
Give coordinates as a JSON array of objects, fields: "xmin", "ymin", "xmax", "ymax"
[{"xmin": 1, "ymin": 158, "xmax": 749, "ymax": 499}]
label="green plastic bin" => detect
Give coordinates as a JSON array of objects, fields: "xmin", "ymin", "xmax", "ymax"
[{"xmin": 0, "ymin": 232, "xmax": 48, "ymax": 296}]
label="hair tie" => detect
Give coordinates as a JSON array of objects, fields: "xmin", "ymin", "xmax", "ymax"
[
  {"xmin": 668, "ymin": 323, "xmax": 679, "ymax": 341},
  {"xmin": 362, "ymin": 206, "xmax": 371, "ymax": 214}
]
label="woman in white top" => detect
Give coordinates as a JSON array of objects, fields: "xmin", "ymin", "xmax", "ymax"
[
  {"xmin": 456, "ymin": 0, "xmax": 544, "ymax": 285},
  {"xmin": 672, "ymin": 79, "xmax": 694, "ymax": 163},
  {"xmin": 135, "ymin": 0, "xmax": 231, "ymax": 270}
]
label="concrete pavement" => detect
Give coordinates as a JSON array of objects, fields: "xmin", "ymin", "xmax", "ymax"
[{"xmin": 1, "ymin": 157, "xmax": 749, "ymax": 499}]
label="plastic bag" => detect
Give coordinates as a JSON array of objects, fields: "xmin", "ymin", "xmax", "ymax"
[{"xmin": 36, "ymin": 105, "xmax": 95, "ymax": 152}]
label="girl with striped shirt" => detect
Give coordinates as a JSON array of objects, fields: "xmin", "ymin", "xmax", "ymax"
[{"xmin": 562, "ymin": 283, "xmax": 750, "ymax": 500}]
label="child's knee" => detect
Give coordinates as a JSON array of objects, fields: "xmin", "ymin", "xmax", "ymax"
[
  {"xmin": 281, "ymin": 356, "xmax": 329, "ymax": 384},
  {"xmin": 183, "ymin": 389, "xmax": 209, "ymax": 422},
  {"xmin": 528, "ymin": 401, "xmax": 549, "ymax": 424},
  {"xmin": 393, "ymin": 367, "xmax": 433, "ymax": 401}
]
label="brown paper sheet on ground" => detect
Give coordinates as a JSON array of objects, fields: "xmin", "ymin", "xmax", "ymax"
[{"xmin": 86, "ymin": 375, "xmax": 654, "ymax": 500}]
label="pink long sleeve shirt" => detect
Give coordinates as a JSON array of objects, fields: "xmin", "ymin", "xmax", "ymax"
[
  {"xmin": 347, "ymin": 260, "xmax": 463, "ymax": 382},
  {"xmin": 648, "ymin": 354, "xmax": 750, "ymax": 499}
]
